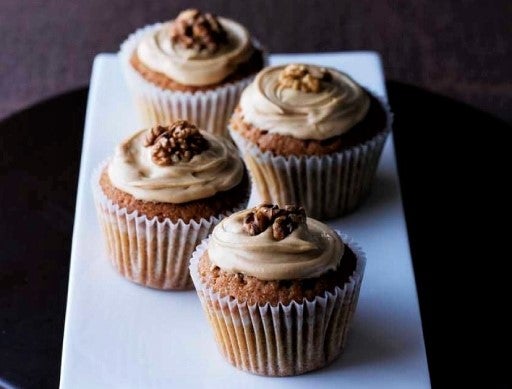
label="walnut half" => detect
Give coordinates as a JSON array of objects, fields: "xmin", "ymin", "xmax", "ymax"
[
  {"xmin": 277, "ymin": 64, "xmax": 332, "ymax": 93},
  {"xmin": 242, "ymin": 204, "xmax": 306, "ymax": 241},
  {"xmin": 144, "ymin": 120, "xmax": 209, "ymax": 166},
  {"xmin": 170, "ymin": 9, "xmax": 228, "ymax": 54}
]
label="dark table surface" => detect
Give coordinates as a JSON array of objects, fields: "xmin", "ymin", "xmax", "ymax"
[
  {"xmin": 1, "ymin": 0, "xmax": 511, "ymax": 124},
  {"xmin": 0, "ymin": 81, "xmax": 509, "ymax": 388}
]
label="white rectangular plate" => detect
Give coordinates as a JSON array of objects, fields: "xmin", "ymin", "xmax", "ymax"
[{"xmin": 60, "ymin": 52, "xmax": 430, "ymax": 388}]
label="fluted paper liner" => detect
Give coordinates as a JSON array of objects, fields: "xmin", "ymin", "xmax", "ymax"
[
  {"xmin": 120, "ymin": 23, "xmax": 264, "ymax": 135},
  {"xmin": 189, "ymin": 232, "xmax": 366, "ymax": 376},
  {"xmin": 92, "ymin": 163, "xmax": 247, "ymax": 290},
  {"xmin": 229, "ymin": 97, "xmax": 392, "ymax": 219}
]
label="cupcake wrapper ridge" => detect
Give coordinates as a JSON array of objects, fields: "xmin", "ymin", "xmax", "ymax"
[
  {"xmin": 189, "ymin": 232, "xmax": 366, "ymax": 376},
  {"xmin": 92, "ymin": 162, "xmax": 247, "ymax": 290},
  {"xmin": 120, "ymin": 23, "xmax": 264, "ymax": 135}
]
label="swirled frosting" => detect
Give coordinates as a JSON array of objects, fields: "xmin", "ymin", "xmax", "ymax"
[
  {"xmin": 136, "ymin": 18, "xmax": 254, "ymax": 86},
  {"xmin": 208, "ymin": 209, "xmax": 344, "ymax": 280},
  {"xmin": 239, "ymin": 64, "xmax": 370, "ymax": 140},
  {"xmin": 108, "ymin": 130, "xmax": 244, "ymax": 203}
]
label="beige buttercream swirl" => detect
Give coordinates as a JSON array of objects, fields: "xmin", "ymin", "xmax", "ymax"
[
  {"xmin": 108, "ymin": 130, "xmax": 244, "ymax": 203},
  {"xmin": 136, "ymin": 18, "xmax": 254, "ymax": 86},
  {"xmin": 239, "ymin": 64, "xmax": 370, "ymax": 140},
  {"xmin": 208, "ymin": 209, "xmax": 344, "ymax": 280}
]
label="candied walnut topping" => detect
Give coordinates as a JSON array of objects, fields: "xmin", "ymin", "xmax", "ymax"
[
  {"xmin": 277, "ymin": 64, "xmax": 332, "ymax": 93},
  {"xmin": 144, "ymin": 120, "xmax": 209, "ymax": 166},
  {"xmin": 170, "ymin": 9, "xmax": 228, "ymax": 53},
  {"xmin": 242, "ymin": 204, "xmax": 306, "ymax": 240}
]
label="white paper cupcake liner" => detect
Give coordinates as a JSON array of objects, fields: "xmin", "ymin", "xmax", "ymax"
[
  {"xmin": 91, "ymin": 162, "xmax": 247, "ymax": 290},
  {"xmin": 189, "ymin": 232, "xmax": 366, "ymax": 376},
  {"xmin": 119, "ymin": 23, "xmax": 264, "ymax": 135},
  {"xmin": 229, "ymin": 97, "xmax": 392, "ymax": 219}
]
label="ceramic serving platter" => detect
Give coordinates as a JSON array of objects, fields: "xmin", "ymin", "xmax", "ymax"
[{"xmin": 60, "ymin": 52, "xmax": 430, "ymax": 388}]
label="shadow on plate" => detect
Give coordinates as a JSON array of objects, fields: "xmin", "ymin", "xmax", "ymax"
[
  {"xmin": 315, "ymin": 306, "xmax": 420, "ymax": 376},
  {"xmin": 332, "ymin": 169, "xmax": 399, "ymax": 230}
]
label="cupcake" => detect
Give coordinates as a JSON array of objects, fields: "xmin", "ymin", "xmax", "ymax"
[
  {"xmin": 229, "ymin": 64, "xmax": 391, "ymax": 219},
  {"xmin": 92, "ymin": 120, "xmax": 249, "ymax": 290},
  {"xmin": 120, "ymin": 9, "xmax": 265, "ymax": 134},
  {"xmin": 190, "ymin": 203, "xmax": 366, "ymax": 376}
]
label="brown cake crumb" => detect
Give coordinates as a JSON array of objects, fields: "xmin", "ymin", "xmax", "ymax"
[
  {"xmin": 230, "ymin": 91, "xmax": 387, "ymax": 156},
  {"xmin": 99, "ymin": 168, "xmax": 249, "ymax": 223},
  {"xmin": 198, "ymin": 248, "xmax": 357, "ymax": 306}
]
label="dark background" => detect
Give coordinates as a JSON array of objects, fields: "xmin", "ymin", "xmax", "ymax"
[{"xmin": 0, "ymin": 0, "xmax": 511, "ymax": 123}]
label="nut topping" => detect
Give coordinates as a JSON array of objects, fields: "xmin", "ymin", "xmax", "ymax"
[
  {"xmin": 144, "ymin": 120, "xmax": 209, "ymax": 166},
  {"xmin": 170, "ymin": 9, "xmax": 228, "ymax": 53},
  {"xmin": 277, "ymin": 64, "xmax": 331, "ymax": 93},
  {"xmin": 242, "ymin": 204, "xmax": 306, "ymax": 240}
]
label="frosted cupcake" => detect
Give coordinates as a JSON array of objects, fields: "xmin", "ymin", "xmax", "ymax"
[
  {"xmin": 93, "ymin": 120, "xmax": 249, "ymax": 290},
  {"xmin": 190, "ymin": 203, "xmax": 366, "ymax": 376},
  {"xmin": 229, "ymin": 64, "xmax": 391, "ymax": 219},
  {"xmin": 120, "ymin": 9, "xmax": 265, "ymax": 134}
]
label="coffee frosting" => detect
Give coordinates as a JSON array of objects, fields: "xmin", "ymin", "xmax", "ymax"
[
  {"xmin": 208, "ymin": 209, "xmax": 344, "ymax": 280},
  {"xmin": 238, "ymin": 64, "xmax": 370, "ymax": 140},
  {"xmin": 136, "ymin": 18, "xmax": 254, "ymax": 86},
  {"xmin": 108, "ymin": 130, "xmax": 244, "ymax": 203}
]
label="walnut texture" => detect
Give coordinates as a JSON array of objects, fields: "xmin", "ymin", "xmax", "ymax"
[
  {"xmin": 242, "ymin": 204, "xmax": 306, "ymax": 241},
  {"xmin": 170, "ymin": 9, "xmax": 228, "ymax": 54},
  {"xmin": 277, "ymin": 64, "xmax": 331, "ymax": 93},
  {"xmin": 144, "ymin": 120, "xmax": 209, "ymax": 166}
]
